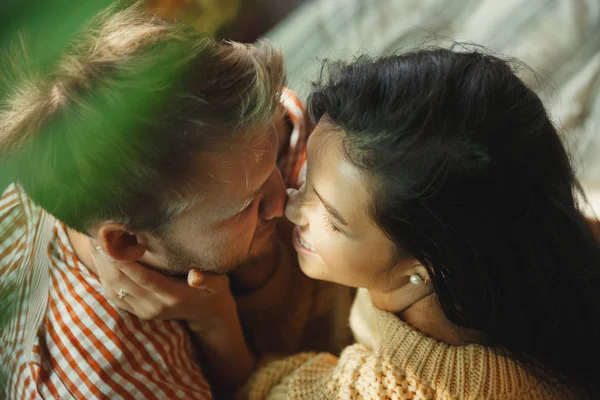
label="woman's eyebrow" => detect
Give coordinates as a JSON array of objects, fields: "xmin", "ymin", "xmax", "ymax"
[{"xmin": 313, "ymin": 188, "xmax": 348, "ymax": 226}]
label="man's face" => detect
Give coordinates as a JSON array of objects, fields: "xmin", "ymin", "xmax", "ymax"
[{"xmin": 140, "ymin": 123, "xmax": 287, "ymax": 275}]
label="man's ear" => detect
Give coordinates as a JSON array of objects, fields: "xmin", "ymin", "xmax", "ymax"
[{"xmin": 95, "ymin": 223, "xmax": 147, "ymax": 262}]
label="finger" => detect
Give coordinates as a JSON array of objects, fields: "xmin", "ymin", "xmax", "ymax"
[
  {"xmin": 101, "ymin": 284, "xmax": 136, "ymax": 313},
  {"xmin": 116, "ymin": 260, "xmax": 182, "ymax": 294},
  {"xmin": 187, "ymin": 269, "xmax": 204, "ymax": 288},
  {"xmin": 90, "ymin": 238, "xmax": 172, "ymax": 301},
  {"xmin": 103, "ymin": 275, "xmax": 183, "ymax": 321},
  {"xmin": 382, "ymin": 280, "xmax": 434, "ymax": 313},
  {"xmin": 106, "ymin": 273, "xmax": 152, "ymax": 301},
  {"xmin": 187, "ymin": 269, "xmax": 228, "ymax": 293},
  {"xmin": 105, "ymin": 291, "xmax": 162, "ymax": 321},
  {"xmin": 108, "ymin": 295, "xmax": 136, "ymax": 315},
  {"xmin": 88, "ymin": 237, "xmax": 116, "ymax": 263},
  {"xmin": 94, "ymin": 254, "xmax": 151, "ymax": 301}
]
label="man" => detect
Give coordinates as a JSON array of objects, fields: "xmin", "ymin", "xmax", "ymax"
[{"xmin": 0, "ymin": 3, "xmax": 351, "ymax": 399}]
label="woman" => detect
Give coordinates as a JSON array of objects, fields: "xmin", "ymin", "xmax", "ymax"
[
  {"xmin": 235, "ymin": 48, "xmax": 600, "ymax": 399},
  {"xmin": 97, "ymin": 48, "xmax": 600, "ymax": 398}
]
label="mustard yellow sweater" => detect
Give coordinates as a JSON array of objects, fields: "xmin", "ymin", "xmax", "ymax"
[{"xmin": 239, "ymin": 289, "xmax": 562, "ymax": 400}]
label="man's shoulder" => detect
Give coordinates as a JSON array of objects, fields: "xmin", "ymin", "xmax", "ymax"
[
  {"xmin": 1, "ymin": 183, "xmax": 26, "ymax": 224},
  {"xmin": 0, "ymin": 184, "xmax": 51, "ymax": 399},
  {"xmin": 35, "ymin": 249, "xmax": 212, "ymax": 398}
]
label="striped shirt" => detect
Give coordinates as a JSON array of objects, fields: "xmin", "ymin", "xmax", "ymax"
[{"xmin": 0, "ymin": 89, "xmax": 309, "ymax": 399}]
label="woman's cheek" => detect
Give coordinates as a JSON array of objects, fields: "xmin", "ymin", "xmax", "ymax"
[
  {"xmin": 310, "ymin": 217, "xmax": 327, "ymax": 248},
  {"xmin": 313, "ymin": 224, "xmax": 343, "ymax": 268}
]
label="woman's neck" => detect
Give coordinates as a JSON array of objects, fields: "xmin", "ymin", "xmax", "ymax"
[{"xmin": 373, "ymin": 291, "xmax": 483, "ymax": 346}]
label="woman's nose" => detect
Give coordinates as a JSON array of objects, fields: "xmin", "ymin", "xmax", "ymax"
[{"xmin": 285, "ymin": 186, "xmax": 307, "ymax": 226}]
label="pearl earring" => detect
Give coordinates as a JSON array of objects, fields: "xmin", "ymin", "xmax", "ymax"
[{"xmin": 409, "ymin": 274, "xmax": 423, "ymax": 285}]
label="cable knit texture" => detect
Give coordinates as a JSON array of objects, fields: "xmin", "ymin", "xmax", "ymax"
[{"xmin": 239, "ymin": 289, "xmax": 562, "ymax": 399}]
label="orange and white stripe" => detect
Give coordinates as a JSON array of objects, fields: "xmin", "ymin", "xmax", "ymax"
[{"xmin": 279, "ymin": 88, "xmax": 311, "ymax": 189}]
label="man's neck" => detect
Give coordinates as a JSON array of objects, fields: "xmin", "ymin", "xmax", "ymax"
[
  {"xmin": 66, "ymin": 228, "xmax": 98, "ymax": 276},
  {"xmin": 229, "ymin": 241, "xmax": 282, "ymax": 296}
]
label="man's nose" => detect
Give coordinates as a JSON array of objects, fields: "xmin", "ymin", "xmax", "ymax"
[{"xmin": 258, "ymin": 169, "xmax": 286, "ymax": 220}]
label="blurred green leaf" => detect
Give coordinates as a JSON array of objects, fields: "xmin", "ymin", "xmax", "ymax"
[
  {"xmin": 1, "ymin": 1, "xmax": 123, "ymax": 193},
  {"xmin": 0, "ymin": 0, "xmax": 114, "ymax": 72}
]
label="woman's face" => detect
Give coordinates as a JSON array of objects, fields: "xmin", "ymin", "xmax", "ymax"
[{"xmin": 285, "ymin": 119, "xmax": 415, "ymax": 292}]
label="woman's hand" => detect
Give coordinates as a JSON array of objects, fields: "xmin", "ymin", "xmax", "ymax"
[
  {"xmin": 90, "ymin": 243, "xmax": 238, "ymax": 334},
  {"xmin": 90, "ymin": 244, "xmax": 256, "ymax": 392}
]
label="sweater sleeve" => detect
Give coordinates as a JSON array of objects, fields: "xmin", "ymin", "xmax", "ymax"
[
  {"xmin": 237, "ymin": 352, "xmax": 338, "ymax": 400},
  {"xmin": 239, "ymin": 342, "xmax": 439, "ymax": 400}
]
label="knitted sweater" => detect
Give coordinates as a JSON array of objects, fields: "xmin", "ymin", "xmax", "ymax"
[{"xmin": 239, "ymin": 289, "xmax": 562, "ymax": 400}]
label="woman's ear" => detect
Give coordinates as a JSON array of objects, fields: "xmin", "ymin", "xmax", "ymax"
[
  {"xmin": 95, "ymin": 223, "xmax": 147, "ymax": 262},
  {"xmin": 406, "ymin": 263, "xmax": 431, "ymax": 285},
  {"xmin": 370, "ymin": 260, "xmax": 434, "ymax": 313}
]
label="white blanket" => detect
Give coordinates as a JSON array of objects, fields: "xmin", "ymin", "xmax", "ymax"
[{"xmin": 267, "ymin": 0, "xmax": 600, "ymax": 198}]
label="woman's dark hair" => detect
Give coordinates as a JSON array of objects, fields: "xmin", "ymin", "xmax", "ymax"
[{"xmin": 307, "ymin": 47, "xmax": 600, "ymax": 398}]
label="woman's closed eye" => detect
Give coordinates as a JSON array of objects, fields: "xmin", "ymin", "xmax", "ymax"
[{"xmin": 322, "ymin": 211, "xmax": 340, "ymax": 233}]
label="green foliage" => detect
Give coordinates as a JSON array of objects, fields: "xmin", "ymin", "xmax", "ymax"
[
  {"xmin": 0, "ymin": 0, "xmax": 116, "ymax": 187},
  {"xmin": 0, "ymin": 0, "xmax": 114, "ymax": 72}
]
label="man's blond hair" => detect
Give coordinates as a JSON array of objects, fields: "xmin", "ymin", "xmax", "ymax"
[{"xmin": 0, "ymin": 2, "xmax": 285, "ymax": 232}]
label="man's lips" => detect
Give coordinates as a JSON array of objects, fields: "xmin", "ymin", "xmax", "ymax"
[{"xmin": 254, "ymin": 221, "xmax": 276, "ymax": 238}]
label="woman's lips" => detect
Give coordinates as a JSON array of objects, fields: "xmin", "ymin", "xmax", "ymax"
[{"xmin": 292, "ymin": 226, "xmax": 318, "ymax": 255}]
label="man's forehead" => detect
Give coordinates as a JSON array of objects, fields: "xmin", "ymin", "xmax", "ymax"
[
  {"xmin": 184, "ymin": 125, "xmax": 279, "ymax": 214},
  {"xmin": 204, "ymin": 125, "xmax": 278, "ymax": 171}
]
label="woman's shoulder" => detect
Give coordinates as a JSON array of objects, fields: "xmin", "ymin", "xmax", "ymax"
[
  {"xmin": 346, "ymin": 289, "xmax": 562, "ymax": 399},
  {"xmin": 240, "ymin": 289, "xmax": 561, "ymax": 399}
]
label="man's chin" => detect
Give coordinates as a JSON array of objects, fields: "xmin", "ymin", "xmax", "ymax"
[
  {"xmin": 241, "ymin": 238, "xmax": 279, "ymax": 271},
  {"xmin": 211, "ymin": 239, "xmax": 278, "ymax": 277},
  {"xmin": 229, "ymin": 236, "xmax": 281, "ymax": 293},
  {"xmin": 250, "ymin": 223, "xmax": 280, "ymax": 256}
]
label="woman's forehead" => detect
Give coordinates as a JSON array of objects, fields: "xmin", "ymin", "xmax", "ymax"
[{"xmin": 308, "ymin": 125, "xmax": 373, "ymax": 225}]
